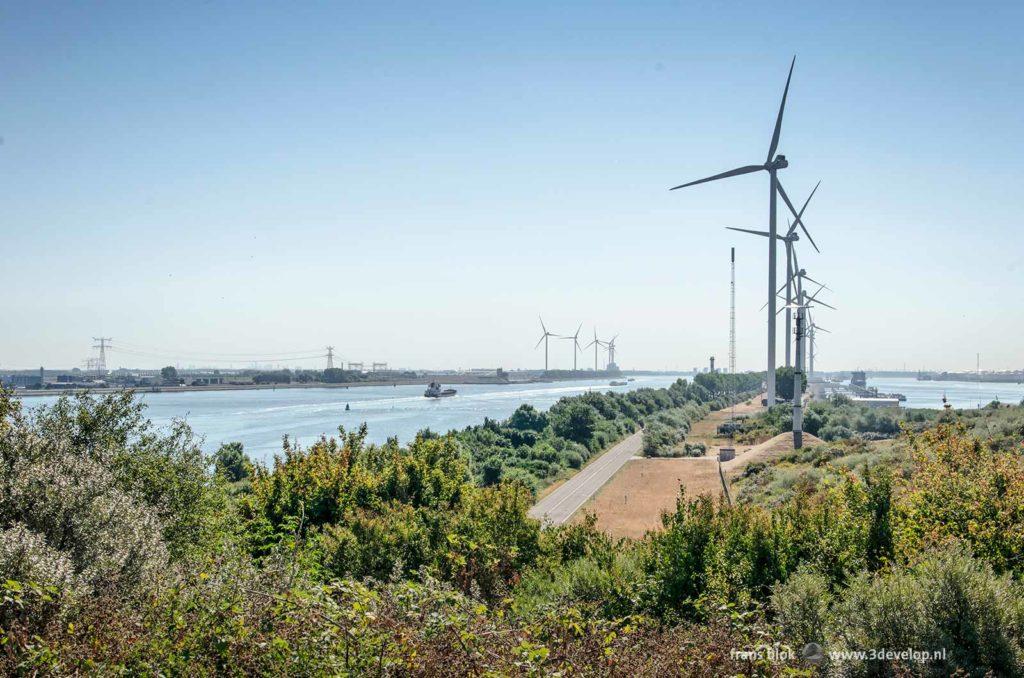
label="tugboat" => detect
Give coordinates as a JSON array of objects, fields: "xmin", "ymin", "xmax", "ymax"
[{"xmin": 424, "ymin": 381, "xmax": 457, "ymax": 398}]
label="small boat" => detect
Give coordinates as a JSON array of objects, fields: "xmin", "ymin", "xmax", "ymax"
[
  {"xmin": 424, "ymin": 381, "xmax": 457, "ymax": 398},
  {"xmin": 609, "ymin": 380, "xmax": 627, "ymax": 386},
  {"xmin": 627, "ymin": 377, "xmax": 635, "ymax": 382}
]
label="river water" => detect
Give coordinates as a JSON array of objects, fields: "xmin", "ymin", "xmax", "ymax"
[
  {"xmin": 18, "ymin": 375, "xmax": 686, "ymax": 462},
  {"xmin": 18, "ymin": 374, "xmax": 1024, "ymax": 462},
  {"xmin": 858, "ymin": 376, "xmax": 1024, "ymax": 410}
]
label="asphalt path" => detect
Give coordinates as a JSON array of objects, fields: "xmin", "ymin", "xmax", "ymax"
[{"xmin": 528, "ymin": 430, "xmax": 643, "ymax": 526}]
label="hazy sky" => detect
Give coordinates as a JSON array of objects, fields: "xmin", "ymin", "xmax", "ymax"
[{"xmin": 3, "ymin": 1, "xmax": 1023, "ymax": 372}]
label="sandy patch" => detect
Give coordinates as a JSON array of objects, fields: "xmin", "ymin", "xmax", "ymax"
[{"xmin": 572, "ymin": 457, "xmax": 723, "ymax": 539}]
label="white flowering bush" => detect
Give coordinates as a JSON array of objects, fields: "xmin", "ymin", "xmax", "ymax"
[{"xmin": 0, "ymin": 390, "xmax": 226, "ymax": 613}]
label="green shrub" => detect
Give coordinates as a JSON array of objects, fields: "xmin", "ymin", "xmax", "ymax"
[
  {"xmin": 771, "ymin": 565, "xmax": 832, "ymax": 647},
  {"xmin": 831, "ymin": 548, "xmax": 1024, "ymax": 676}
]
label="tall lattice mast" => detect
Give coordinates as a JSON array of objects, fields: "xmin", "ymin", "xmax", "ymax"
[
  {"xmin": 729, "ymin": 248, "xmax": 736, "ymax": 373},
  {"xmin": 92, "ymin": 337, "xmax": 112, "ymax": 375}
]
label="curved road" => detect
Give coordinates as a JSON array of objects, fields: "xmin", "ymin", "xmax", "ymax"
[{"xmin": 529, "ymin": 430, "xmax": 643, "ymax": 526}]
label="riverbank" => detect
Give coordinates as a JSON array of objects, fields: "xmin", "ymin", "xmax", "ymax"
[
  {"xmin": 12, "ymin": 374, "xmax": 516, "ymax": 398},
  {"xmin": 11, "ymin": 370, "xmax": 677, "ymax": 399}
]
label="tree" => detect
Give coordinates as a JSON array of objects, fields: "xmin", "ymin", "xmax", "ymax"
[
  {"xmin": 160, "ymin": 366, "xmax": 179, "ymax": 384},
  {"xmin": 551, "ymin": 403, "xmax": 598, "ymax": 444},
  {"xmin": 214, "ymin": 442, "xmax": 250, "ymax": 483},
  {"xmin": 508, "ymin": 404, "xmax": 547, "ymax": 432},
  {"xmin": 775, "ymin": 367, "xmax": 806, "ymax": 401}
]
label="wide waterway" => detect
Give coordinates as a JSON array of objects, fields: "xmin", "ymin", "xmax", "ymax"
[
  {"xmin": 859, "ymin": 376, "xmax": 1024, "ymax": 410},
  {"xmin": 19, "ymin": 375, "xmax": 688, "ymax": 462},
  {"xmin": 18, "ymin": 374, "xmax": 1024, "ymax": 462}
]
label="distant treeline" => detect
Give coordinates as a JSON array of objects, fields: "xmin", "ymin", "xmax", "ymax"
[{"xmin": 250, "ymin": 367, "xmax": 418, "ymax": 385}]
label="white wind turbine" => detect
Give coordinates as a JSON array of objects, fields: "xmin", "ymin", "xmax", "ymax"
[
  {"xmin": 584, "ymin": 328, "xmax": 607, "ymax": 372},
  {"xmin": 605, "ymin": 335, "xmax": 619, "ymax": 369},
  {"xmin": 780, "ymin": 273, "xmax": 834, "ymax": 448},
  {"xmin": 560, "ymin": 323, "xmax": 584, "ymax": 371},
  {"xmin": 534, "ymin": 317, "xmax": 558, "ymax": 371},
  {"xmin": 727, "ymin": 181, "xmax": 820, "ymax": 368},
  {"xmin": 807, "ymin": 312, "xmax": 830, "ymax": 377},
  {"xmin": 670, "ymin": 56, "xmax": 815, "ymax": 405}
]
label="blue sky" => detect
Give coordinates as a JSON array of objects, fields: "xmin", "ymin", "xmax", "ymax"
[{"xmin": 3, "ymin": 1, "xmax": 1023, "ymax": 372}]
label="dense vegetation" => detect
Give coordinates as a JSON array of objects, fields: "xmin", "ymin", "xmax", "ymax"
[
  {"xmin": 453, "ymin": 372, "xmax": 762, "ymax": 488},
  {"xmin": 2, "ymin": 381, "xmax": 1022, "ymax": 676}
]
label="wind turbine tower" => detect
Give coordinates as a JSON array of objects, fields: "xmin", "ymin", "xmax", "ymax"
[
  {"xmin": 729, "ymin": 247, "xmax": 736, "ymax": 374},
  {"xmin": 560, "ymin": 323, "xmax": 584, "ymax": 371},
  {"xmin": 671, "ymin": 57, "xmax": 810, "ymax": 405},
  {"xmin": 584, "ymin": 329, "xmax": 606, "ymax": 372},
  {"xmin": 534, "ymin": 317, "xmax": 557, "ymax": 371}
]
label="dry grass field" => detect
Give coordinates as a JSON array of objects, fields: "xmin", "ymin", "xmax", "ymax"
[
  {"xmin": 572, "ymin": 397, "xmax": 828, "ymax": 539},
  {"xmin": 571, "ymin": 457, "xmax": 723, "ymax": 539}
]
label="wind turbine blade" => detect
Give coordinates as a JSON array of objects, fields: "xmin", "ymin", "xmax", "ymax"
[
  {"xmin": 766, "ymin": 56, "xmax": 796, "ymax": 163},
  {"xmin": 776, "ymin": 271, "xmax": 798, "ymax": 297},
  {"xmin": 802, "ymin": 274, "xmax": 830, "ymax": 290},
  {"xmin": 574, "ymin": 323, "xmax": 582, "ymax": 338},
  {"xmin": 539, "ymin": 316, "xmax": 547, "ymax": 334},
  {"xmin": 725, "ymin": 227, "xmax": 773, "ymax": 238},
  {"xmin": 814, "ymin": 326, "xmax": 831, "ymax": 334},
  {"xmin": 799, "ymin": 181, "xmax": 821, "ymax": 219},
  {"xmin": 777, "ymin": 182, "xmax": 820, "ymax": 253},
  {"xmin": 670, "ymin": 165, "xmax": 764, "ymax": 190},
  {"xmin": 811, "ymin": 299, "xmax": 837, "ymax": 311},
  {"xmin": 534, "ymin": 336, "xmax": 545, "ymax": 349}
]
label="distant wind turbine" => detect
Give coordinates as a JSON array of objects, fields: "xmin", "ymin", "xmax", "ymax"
[
  {"xmin": 781, "ymin": 274, "xmax": 834, "ymax": 448},
  {"xmin": 807, "ymin": 315, "xmax": 830, "ymax": 377},
  {"xmin": 560, "ymin": 323, "xmax": 584, "ymax": 371},
  {"xmin": 584, "ymin": 328, "xmax": 607, "ymax": 372},
  {"xmin": 670, "ymin": 56, "xmax": 812, "ymax": 405},
  {"xmin": 534, "ymin": 317, "xmax": 557, "ymax": 371},
  {"xmin": 727, "ymin": 181, "xmax": 820, "ymax": 368},
  {"xmin": 606, "ymin": 335, "xmax": 619, "ymax": 369}
]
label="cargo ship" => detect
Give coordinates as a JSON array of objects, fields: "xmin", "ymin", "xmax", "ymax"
[{"xmin": 424, "ymin": 381, "xmax": 457, "ymax": 398}]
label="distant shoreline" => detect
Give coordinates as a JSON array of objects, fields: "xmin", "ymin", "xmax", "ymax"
[
  {"xmin": 11, "ymin": 371, "xmax": 675, "ymax": 399},
  {"xmin": 11, "ymin": 375, "xmax": 515, "ymax": 398}
]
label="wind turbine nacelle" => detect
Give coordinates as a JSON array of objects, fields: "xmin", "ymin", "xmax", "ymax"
[{"xmin": 771, "ymin": 155, "xmax": 789, "ymax": 170}]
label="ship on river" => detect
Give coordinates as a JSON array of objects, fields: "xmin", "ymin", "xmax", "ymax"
[{"xmin": 424, "ymin": 381, "xmax": 457, "ymax": 398}]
